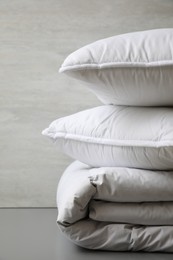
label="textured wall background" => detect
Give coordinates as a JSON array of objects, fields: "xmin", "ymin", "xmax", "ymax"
[{"xmin": 1, "ymin": 0, "xmax": 173, "ymax": 207}]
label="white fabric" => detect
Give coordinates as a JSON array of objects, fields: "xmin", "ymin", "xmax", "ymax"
[
  {"xmin": 59, "ymin": 28, "xmax": 173, "ymax": 106},
  {"xmin": 42, "ymin": 105, "xmax": 173, "ymax": 169},
  {"xmin": 89, "ymin": 201, "xmax": 173, "ymax": 225},
  {"xmin": 59, "ymin": 220, "xmax": 173, "ymax": 252},
  {"xmin": 57, "ymin": 161, "xmax": 173, "ymax": 251}
]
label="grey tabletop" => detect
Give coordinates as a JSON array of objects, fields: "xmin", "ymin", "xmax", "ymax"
[{"xmin": 0, "ymin": 209, "xmax": 172, "ymax": 260}]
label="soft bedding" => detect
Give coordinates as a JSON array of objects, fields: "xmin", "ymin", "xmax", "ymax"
[
  {"xmin": 57, "ymin": 161, "xmax": 173, "ymax": 252},
  {"xmin": 43, "ymin": 105, "xmax": 173, "ymax": 170},
  {"xmin": 59, "ymin": 28, "xmax": 173, "ymax": 106}
]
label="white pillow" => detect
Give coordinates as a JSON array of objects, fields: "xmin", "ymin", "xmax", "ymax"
[
  {"xmin": 42, "ymin": 105, "xmax": 173, "ymax": 170},
  {"xmin": 59, "ymin": 28, "xmax": 173, "ymax": 106}
]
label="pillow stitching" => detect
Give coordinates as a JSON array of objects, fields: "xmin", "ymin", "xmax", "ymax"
[
  {"xmin": 51, "ymin": 132, "xmax": 173, "ymax": 148},
  {"xmin": 59, "ymin": 60, "xmax": 173, "ymax": 72}
]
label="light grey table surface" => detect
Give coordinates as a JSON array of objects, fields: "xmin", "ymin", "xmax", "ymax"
[{"xmin": 0, "ymin": 209, "xmax": 172, "ymax": 260}]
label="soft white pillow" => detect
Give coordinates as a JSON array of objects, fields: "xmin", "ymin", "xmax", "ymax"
[
  {"xmin": 59, "ymin": 28, "xmax": 173, "ymax": 106},
  {"xmin": 42, "ymin": 105, "xmax": 173, "ymax": 170}
]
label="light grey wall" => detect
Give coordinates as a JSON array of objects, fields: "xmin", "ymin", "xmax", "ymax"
[{"xmin": 1, "ymin": 0, "xmax": 173, "ymax": 207}]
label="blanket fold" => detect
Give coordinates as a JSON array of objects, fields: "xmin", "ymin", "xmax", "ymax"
[{"xmin": 57, "ymin": 161, "xmax": 173, "ymax": 251}]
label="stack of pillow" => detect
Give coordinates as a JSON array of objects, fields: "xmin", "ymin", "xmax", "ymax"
[{"xmin": 42, "ymin": 29, "xmax": 173, "ymax": 252}]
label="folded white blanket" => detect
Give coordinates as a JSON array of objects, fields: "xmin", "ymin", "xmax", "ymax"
[
  {"xmin": 89, "ymin": 201, "xmax": 173, "ymax": 225},
  {"xmin": 57, "ymin": 161, "xmax": 173, "ymax": 251}
]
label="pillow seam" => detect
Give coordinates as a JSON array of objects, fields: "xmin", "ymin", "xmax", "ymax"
[{"xmin": 49, "ymin": 132, "xmax": 173, "ymax": 148}]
